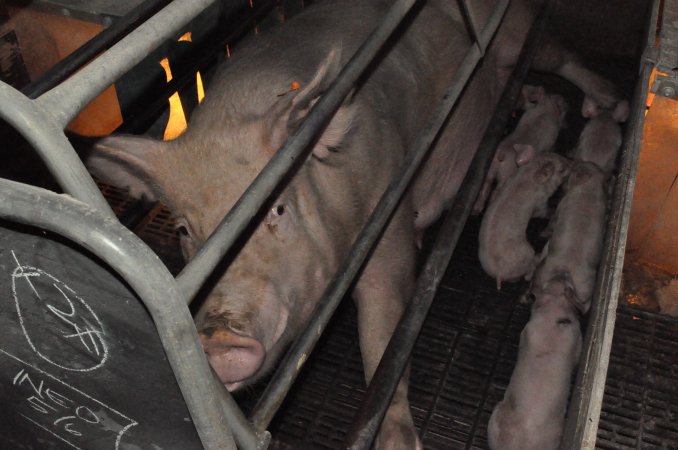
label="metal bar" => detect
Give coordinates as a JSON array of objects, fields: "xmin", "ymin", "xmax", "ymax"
[
  {"xmin": 21, "ymin": 0, "xmax": 172, "ymax": 99},
  {"xmin": 209, "ymin": 366, "xmax": 271, "ymax": 450},
  {"xmin": 249, "ymin": 0, "xmax": 512, "ymax": 432},
  {"xmin": 176, "ymin": 0, "xmax": 422, "ymax": 304},
  {"xmin": 116, "ymin": 0, "xmax": 279, "ymax": 135},
  {"xmin": 459, "ymin": 0, "xmax": 486, "ymax": 55},
  {"xmin": 0, "ymin": 81, "xmax": 115, "ymax": 216},
  {"xmin": 35, "ymin": 0, "xmax": 217, "ymax": 128},
  {"xmin": 342, "ymin": 0, "xmax": 555, "ymax": 447},
  {"xmin": 0, "ymin": 178, "xmax": 245, "ymax": 450},
  {"xmin": 560, "ymin": 0, "xmax": 660, "ymax": 446}
]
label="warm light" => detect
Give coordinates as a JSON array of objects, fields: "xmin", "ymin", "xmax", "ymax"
[
  {"xmin": 626, "ymin": 294, "xmax": 643, "ymax": 305},
  {"xmin": 159, "ymin": 56, "xmax": 187, "ymax": 140},
  {"xmin": 646, "ymin": 66, "xmax": 669, "ymax": 114},
  {"xmin": 160, "ymin": 57, "xmax": 173, "ymax": 82},
  {"xmin": 164, "ymin": 92, "xmax": 188, "ymax": 140},
  {"xmin": 197, "ymin": 71, "xmax": 205, "ymax": 103},
  {"xmin": 159, "ymin": 32, "xmax": 204, "ymax": 140}
]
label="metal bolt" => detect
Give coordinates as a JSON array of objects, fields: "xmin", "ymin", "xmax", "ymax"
[{"xmin": 661, "ymin": 86, "xmax": 675, "ymax": 98}]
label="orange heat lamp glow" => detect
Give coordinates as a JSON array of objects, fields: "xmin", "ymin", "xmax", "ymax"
[
  {"xmin": 646, "ymin": 66, "xmax": 669, "ymax": 115},
  {"xmin": 160, "ymin": 57, "xmax": 188, "ymax": 140},
  {"xmin": 160, "ymin": 32, "xmax": 206, "ymax": 140},
  {"xmin": 197, "ymin": 71, "xmax": 205, "ymax": 103},
  {"xmin": 177, "ymin": 32, "xmax": 205, "ymax": 104}
]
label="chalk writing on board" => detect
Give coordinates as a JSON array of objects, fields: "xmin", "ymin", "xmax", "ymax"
[
  {"xmin": 0, "ymin": 349, "xmax": 138, "ymax": 450},
  {"xmin": 10, "ymin": 251, "xmax": 109, "ymax": 372}
]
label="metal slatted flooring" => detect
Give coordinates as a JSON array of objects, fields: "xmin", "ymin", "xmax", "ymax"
[
  {"xmin": 596, "ymin": 307, "xmax": 678, "ymax": 449},
  {"xmin": 110, "ymin": 191, "xmax": 678, "ymax": 449}
]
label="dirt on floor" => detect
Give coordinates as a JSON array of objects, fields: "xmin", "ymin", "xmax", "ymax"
[{"xmin": 620, "ymin": 252, "xmax": 678, "ymax": 316}]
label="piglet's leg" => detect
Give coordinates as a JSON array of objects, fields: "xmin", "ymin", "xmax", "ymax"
[{"xmin": 353, "ymin": 214, "xmax": 420, "ymax": 450}]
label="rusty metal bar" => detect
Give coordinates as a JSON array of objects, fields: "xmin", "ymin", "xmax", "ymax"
[
  {"xmin": 249, "ymin": 0, "xmax": 511, "ymax": 432},
  {"xmin": 342, "ymin": 0, "xmax": 555, "ymax": 447}
]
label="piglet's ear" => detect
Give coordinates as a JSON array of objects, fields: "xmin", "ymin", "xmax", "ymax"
[
  {"xmin": 551, "ymin": 94, "xmax": 569, "ymax": 125},
  {"xmin": 535, "ymin": 161, "xmax": 555, "ymax": 184},
  {"xmin": 612, "ymin": 99, "xmax": 630, "ymax": 123},
  {"xmin": 570, "ymin": 162, "xmax": 594, "ymax": 186},
  {"xmin": 513, "ymin": 144, "xmax": 536, "ymax": 166},
  {"xmin": 581, "ymin": 96, "xmax": 602, "ymax": 118},
  {"xmin": 87, "ymin": 135, "xmax": 166, "ymax": 201},
  {"xmin": 518, "ymin": 85, "xmax": 546, "ymax": 109}
]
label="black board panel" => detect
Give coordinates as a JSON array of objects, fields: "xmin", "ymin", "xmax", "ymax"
[{"xmin": 0, "ymin": 221, "xmax": 202, "ymax": 450}]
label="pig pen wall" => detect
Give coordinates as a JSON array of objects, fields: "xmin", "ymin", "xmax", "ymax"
[{"xmin": 2, "ymin": 0, "xmax": 674, "ymax": 449}]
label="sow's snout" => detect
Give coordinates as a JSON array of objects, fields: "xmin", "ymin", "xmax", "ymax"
[
  {"xmin": 198, "ymin": 319, "xmax": 266, "ymax": 391},
  {"xmin": 197, "ymin": 295, "xmax": 290, "ymax": 391}
]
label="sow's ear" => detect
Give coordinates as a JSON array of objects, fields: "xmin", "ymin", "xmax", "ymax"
[
  {"xmin": 268, "ymin": 48, "xmax": 356, "ymax": 160},
  {"xmin": 87, "ymin": 135, "xmax": 166, "ymax": 201}
]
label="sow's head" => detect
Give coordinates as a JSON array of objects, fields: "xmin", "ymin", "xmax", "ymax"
[{"xmin": 86, "ymin": 49, "xmax": 357, "ymax": 389}]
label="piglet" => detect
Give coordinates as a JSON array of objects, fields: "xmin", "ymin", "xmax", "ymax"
[
  {"xmin": 515, "ymin": 84, "xmax": 546, "ymax": 110},
  {"xmin": 488, "ymin": 275, "xmax": 582, "ymax": 450},
  {"xmin": 474, "ymin": 91, "xmax": 568, "ymax": 214},
  {"xmin": 531, "ymin": 161, "xmax": 607, "ymax": 313},
  {"xmin": 573, "ymin": 106, "xmax": 625, "ymax": 176},
  {"xmin": 479, "ymin": 152, "xmax": 570, "ymax": 289}
]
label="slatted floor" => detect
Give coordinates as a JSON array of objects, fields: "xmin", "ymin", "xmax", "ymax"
[{"xmin": 111, "ymin": 189, "xmax": 678, "ymax": 449}]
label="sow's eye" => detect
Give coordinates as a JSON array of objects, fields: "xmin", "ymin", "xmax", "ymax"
[
  {"xmin": 266, "ymin": 202, "xmax": 294, "ymax": 239},
  {"xmin": 272, "ymin": 204, "xmax": 285, "ymax": 216},
  {"xmin": 175, "ymin": 218, "xmax": 197, "ymax": 259}
]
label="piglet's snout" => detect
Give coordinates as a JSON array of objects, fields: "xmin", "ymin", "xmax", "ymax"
[{"xmin": 199, "ymin": 329, "xmax": 265, "ymax": 390}]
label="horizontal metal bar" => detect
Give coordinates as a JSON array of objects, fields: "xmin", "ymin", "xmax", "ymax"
[
  {"xmin": 0, "ymin": 81, "xmax": 115, "ymax": 216},
  {"xmin": 21, "ymin": 0, "xmax": 172, "ymax": 99},
  {"xmin": 343, "ymin": 0, "xmax": 555, "ymax": 447},
  {"xmin": 560, "ymin": 9, "xmax": 659, "ymax": 450},
  {"xmin": 116, "ymin": 0, "xmax": 279, "ymax": 135},
  {"xmin": 248, "ymin": 0, "xmax": 511, "ymax": 432},
  {"xmin": 35, "ymin": 0, "xmax": 217, "ymax": 128},
  {"xmin": 176, "ymin": 0, "xmax": 421, "ymax": 304},
  {"xmin": 0, "ymin": 178, "xmax": 239, "ymax": 450}
]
